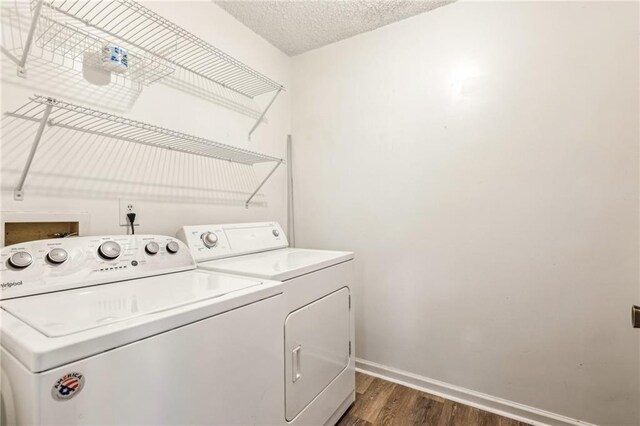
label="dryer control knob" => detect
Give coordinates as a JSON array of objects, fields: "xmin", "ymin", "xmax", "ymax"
[
  {"xmin": 98, "ymin": 241, "xmax": 121, "ymax": 260},
  {"xmin": 8, "ymin": 251, "xmax": 32, "ymax": 268},
  {"xmin": 202, "ymin": 232, "xmax": 218, "ymax": 248},
  {"xmin": 166, "ymin": 241, "xmax": 180, "ymax": 254},
  {"xmin": 47, "ymin": 248, "xmax": 68, "ymax": 264},
  {"xmin": 145, "ymin": 242, "xmax": 160, "ymax": 255}
]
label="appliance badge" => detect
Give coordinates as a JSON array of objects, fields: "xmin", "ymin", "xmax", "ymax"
[{"xmin": 51, "ymin": 372, "xmax": 85, "ymax": 401}]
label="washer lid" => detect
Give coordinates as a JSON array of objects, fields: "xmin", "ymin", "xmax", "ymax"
[
  {"xmin": 1, "ymin": 270, "xmax": 283, "ymax": 372},
  {"xmin": 198, "ymin": 248, "xmax": 354, "ymax": 281},
  {"xmin": 1, "ymin": 270, "xmax": 261, "ymax": 337}
]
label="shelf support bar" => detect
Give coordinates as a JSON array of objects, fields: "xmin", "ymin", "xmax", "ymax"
[
  {"xmin": 1, "ymin": 46, "xmax": 21, "ymax": 67},
  {"xmin": 248, "ymin": 88, "xmax": 282, "ymax": 140},
  {"xmin": 246, "ymin": 160, "xmax": 283, "ymax": 208},
  {"xmin": 15, "ymin": 0, "xmax": 44, "ymax": 78},
  {"xmin": 14, "ymin": 103, "xmax": 53, "ymax": 201}
]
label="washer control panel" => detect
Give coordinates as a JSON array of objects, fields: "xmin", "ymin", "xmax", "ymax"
[
  {"xmin": 177, "ymin": 222, "xmax": 288, "ymax": 262},
  {"xmin": 0, "ymin": 235, "xmax": 195, "ymax": 300}
]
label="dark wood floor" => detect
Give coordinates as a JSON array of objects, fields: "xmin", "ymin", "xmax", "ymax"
[{"xmin": 337, "ymin": 372, "xmax": 531, "ymax": 426}]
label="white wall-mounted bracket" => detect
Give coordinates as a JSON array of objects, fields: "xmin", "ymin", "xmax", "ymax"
[
  {"xmin": 248, "ymin": 87, "xmax": 283, "ymax": 140},
  {"xmin": 14, "ymin": 102, "xmax": 53, "ymax": 201},
  {"xmin": 245, "ymin": 160, "xmax": 284, "ymax": 208},
  {"xmin": 11, "ymin": 0, "xmax": 44, "ymax": 78}
]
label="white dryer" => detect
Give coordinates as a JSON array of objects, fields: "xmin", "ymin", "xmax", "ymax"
[
  {"xmin": 0, "ymin": 235, "xmax": 285, "ymax": 425},
  {"xmin": 177, "ymin": 222, "xmax": 355, "ymax": 425}
]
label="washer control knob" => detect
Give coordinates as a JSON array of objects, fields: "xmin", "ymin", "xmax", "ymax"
[
  {"xmin": 272, "ymin": 229, "xmax": 280, "ymax": 237},
  {"xmin": 166, "ymin": 241, "xmax": 180, "ymax": 254},
  {"xmin": 202, "ymin": 232, "xmax": 218, "ymax": 248},
  {"xmin": 98, "ymin": 241, "xmax": 121, "ymax": 260},
  {"xmin": 47, "ymin": 248, "xmax": 68, "ymax": 264},
  {"xmin": 8, "ymin": 251, "xmax": 32, "ymax": 268},
  {"xmin": 145, "ymin": 242, "xmax": 160, "ymax": 255}
]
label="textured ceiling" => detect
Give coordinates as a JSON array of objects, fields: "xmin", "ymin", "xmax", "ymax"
[{"xmin": 215, "ymin": 1, "xmax": 455, "ymax": 56}]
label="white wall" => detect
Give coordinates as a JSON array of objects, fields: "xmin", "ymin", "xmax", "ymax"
[
  {"xmin": 1, "ymin": 1, "xmax": 291, "ymax": 237},
  {"xmin": 292, "ymin": 2, "xmax": 639, "ymax": 425}
]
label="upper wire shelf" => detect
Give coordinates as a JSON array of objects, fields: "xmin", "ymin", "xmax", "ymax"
[
  {"xmin": 4, "ymin": 0, "xmax": 284, "ymax": 138},
  {"xmin": 44, "ymin": 0, "xmax": 284, "ymax": 98},
  {"xmin": 35, "ymin": 4, "xmax": 175, "ymax": 85},
  {"xmin": 6, "ymin": 95, "xmax": 284, "ymax": 206}
]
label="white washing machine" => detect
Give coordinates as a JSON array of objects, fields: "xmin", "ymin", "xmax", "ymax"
[
  {"xmin": 177, "ymin": 222, "xmax": 356, "ymax": 425},
  {"xmin": 0, "ymin": 235, "xmax": 285, "ymax": 425}
]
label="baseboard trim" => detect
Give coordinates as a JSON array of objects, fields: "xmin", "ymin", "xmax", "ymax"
[{"xmin": 355, "ymin": 358, "xmax": 596, "ymax": 426}]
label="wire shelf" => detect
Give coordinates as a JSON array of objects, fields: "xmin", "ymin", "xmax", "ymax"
[
  {"xmin": 6, "ymin": 95, "xmax": 284, "ymax": 205},
  {"xmin": 34, "ymin": 4, "xmax": 175, "ymax": 85},
  {"xmin": 4, "ymin": 0, "xmax": 285, "ymax": 137},
  {"xmin": 41, "ymin": 0, "xmax": 284, "ymax": 99},
  {"xmin": 11, "ymin": 95, "xmax": 282, "ymax": 164}
]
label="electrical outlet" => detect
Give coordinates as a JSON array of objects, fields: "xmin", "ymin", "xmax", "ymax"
[{"xmin": 119, "ymin": 199, "xmax": 140, "ymax": 227}]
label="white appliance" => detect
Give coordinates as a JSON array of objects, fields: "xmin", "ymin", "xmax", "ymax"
[
  {"xmin": 0, "ymin": 235, "xmax": 285, "ymax": 425},
  {"xmin": 177, "ymin": 222, "xmax": 356, "ymax": 425}
]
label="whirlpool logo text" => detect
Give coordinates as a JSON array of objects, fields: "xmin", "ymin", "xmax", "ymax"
[{"xmin": 0, "ymin": 280, "xmax": 22, "ymax": 289}]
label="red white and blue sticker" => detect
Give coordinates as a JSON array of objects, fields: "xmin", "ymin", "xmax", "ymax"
[{"xmin": 51, "ymin": 372, "xmax": 85, "ymax": 401}]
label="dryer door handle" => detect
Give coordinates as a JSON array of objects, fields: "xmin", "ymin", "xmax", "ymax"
[{"xmin": 292, "ymin": 345, "xmax": 302, "ymax": 382}]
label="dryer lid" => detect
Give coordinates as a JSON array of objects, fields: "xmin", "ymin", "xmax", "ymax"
[
  {"xmin": 198, "ymin": 248, "xmax": 353, "ymax": 281},
  {"xmin": 1, "ymin": 270, "xmax": 261, "ymax": 337}
]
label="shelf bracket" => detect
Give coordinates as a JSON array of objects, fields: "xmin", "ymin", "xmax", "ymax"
[
  {"xmin": 14, "ymin": 0, "xmax": 44, "ymax": 78},
  {"xmin": 248, "ymin": 87, "xmax": 282, "ymax": 141},
  {"xmin": 14, "ymin": 103, "xmax": 53, "ymax": 201},
  {"xmin": 245, "ymin": 160, "xmax": 284, "ymax": 208}
]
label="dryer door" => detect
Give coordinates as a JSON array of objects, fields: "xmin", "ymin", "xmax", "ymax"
[{"xmin": 284, "ymin": 287, "xmax": 350, "ymax": 421}]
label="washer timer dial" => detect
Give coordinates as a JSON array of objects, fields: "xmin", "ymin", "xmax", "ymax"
[{"xmin": 98, "ymin": 241, "xmax": 121, "ymax": 260}]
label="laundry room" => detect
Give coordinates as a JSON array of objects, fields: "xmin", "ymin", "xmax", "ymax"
[{"xmin": 0, "ymin": 1, "xmax": 638, "ymax": 426}]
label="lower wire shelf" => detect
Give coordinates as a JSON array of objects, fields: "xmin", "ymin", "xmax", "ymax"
[{"xmin": 5, "ymin": 95, "xmax": 284, "ymax": 207}]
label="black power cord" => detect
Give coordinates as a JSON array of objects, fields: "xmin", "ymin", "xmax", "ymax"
[{"xmin": 127, "ymin": 212, "xmax": 137, "ymax": 235}]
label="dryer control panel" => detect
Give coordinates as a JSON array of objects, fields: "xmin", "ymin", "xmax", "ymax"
[
  {"xmin": 177, "ymin": 222, "xmax": 288, "ymax": 263},
  {"xmin": 0, "ymin": 235, "xmax": 195, "ymax": 300}
]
